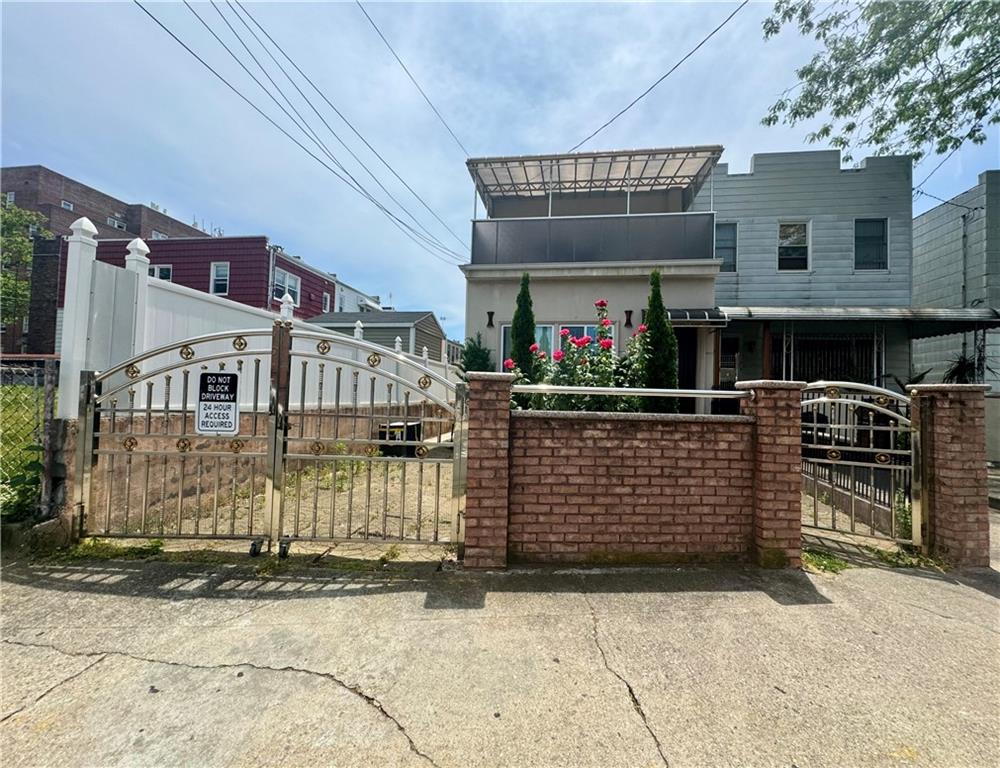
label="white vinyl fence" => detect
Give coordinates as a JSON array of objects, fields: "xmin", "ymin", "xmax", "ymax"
[{"xmin": 57, "ymin": 218, "xmax": 456, "ymax": 417}]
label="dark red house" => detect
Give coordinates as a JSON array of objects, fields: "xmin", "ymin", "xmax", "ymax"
[{"xmin": 21, "ymin": 235, "xmax": 339, "ymax": 355}]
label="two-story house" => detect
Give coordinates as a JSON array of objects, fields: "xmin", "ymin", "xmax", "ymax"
[{"xmin": 462, "ymin": 146, "xmax": 1000, "ymax": 398}]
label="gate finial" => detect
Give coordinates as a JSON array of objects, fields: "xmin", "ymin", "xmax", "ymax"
[{"xmin": 280, "ymin": 292, "xmax": 294, "ymax": 321}]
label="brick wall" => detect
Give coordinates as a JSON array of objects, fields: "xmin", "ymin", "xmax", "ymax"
[
  {"xmin": 507, "ymin": 412, "xmax": 754, "ymax": 563},
  {"xmin": 462, "ymin": 375, "xmax": 805, "ymax": 569},
  {"xmin": 910, "ymin": 384, "xmax": 991, "ymax": 567}
]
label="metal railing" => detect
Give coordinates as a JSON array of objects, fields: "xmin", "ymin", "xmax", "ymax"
[{"xmin": 511, "ymin": 385, "xmax": 747, "ymax": 399}]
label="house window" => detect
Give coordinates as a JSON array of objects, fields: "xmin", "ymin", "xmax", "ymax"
[
  {"xmin": 778, "ymin": 222, "xmax": 809, "ymax": 271},
  {"xmin": 148, "ymin": 264, "xmax": 173, "ymax": 281},
  {"xmin": 28, "ymin": 224, "xmax": 39, "ymax": 236},
  {"xmin": 716, "ymin": 223, "xmax": 737, "ymax": 272},
  {"xmin": 210, "ymin": 262, "xmax": 230, "ymax": 295},
  {"xmin": 272, "ymin": 267, "xmax": 301, "ymax": 305},
  {"xmin": 107, "ymin": 216, "xmax": 127, "ymax": 231},
  {"xmin": 322, "ymin": 292, "xmax": 331, "ymax": 313},
  {"xmin": 338, "ymin": 293, "xmax": 345, "ymax": 312},
  {"xmin": 61, "ymin": 200, "xmax": 74, "ymax": 211},
  {"xmin": 855, "ymin": 218, "xmax": 888, "ymax": 270},
  {"xmin": 4, "ymin": 191, "xmax": 14, "ymax": 205},
  {"xmin": 151, "ymin": 230, "xmax": 168, "ymax": 240},
  {"xmin": 500, "ymin": 324, "xmax": 554, "ymax": 365}
]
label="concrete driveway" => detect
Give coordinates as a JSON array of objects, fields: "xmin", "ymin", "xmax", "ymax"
[{"xmin": 2, "ymin": 525, "xmax": 999, "ymax": 768}]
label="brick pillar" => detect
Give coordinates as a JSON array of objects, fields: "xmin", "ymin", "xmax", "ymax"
[
  {"xmin": 463, "ymin": 373, "xmax": 515, "ymax": 569},
  {"xmin": 738, "ymin": 380, "xmax": 806, "ymax": 568},
  {"xmin": 909, "ymin": 384, "xmax": 990, "ymax": 567}
]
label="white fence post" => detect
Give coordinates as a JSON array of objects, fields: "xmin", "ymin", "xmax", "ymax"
[
  {"xmin": 394, "ymin": 336, "xmax": 403, "ymax": 353},
  {"xmin": 125, "ymin": 238, "xmax": 150, "ymax": 358},
  {"xmin": 280, "ymin": 292, "xmax": 295, "ymax": 321},
  {"xmin": 422, "ymin": 346, "xmax": 430, "ymax": 366},
  {"xmin": 354, "ymin": 320, "xmax": 364, "ymax": 340},
  {"xmin": 57, "ymin": 218, "xmax": 99, "ymax": 419}
]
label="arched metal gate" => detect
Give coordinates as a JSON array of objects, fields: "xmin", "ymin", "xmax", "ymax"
[
  {"xmin": 801, "ymin": 381, "xmax": 920, "ymax": 545},
  {"xmin": 74, "ymin": 321, "xmax": 467, "ymax": 554}
]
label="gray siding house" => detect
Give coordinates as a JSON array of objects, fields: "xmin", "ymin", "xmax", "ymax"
[
  {"xmin": 912, "ymin": 170, "xmax": 1000, "ymax": 386},
  {"xmin": 309, "ymin": 310, "xmax": 447, "ymax": 361}
]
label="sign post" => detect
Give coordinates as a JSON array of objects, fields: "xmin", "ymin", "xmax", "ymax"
[{"xmin": 196, "ymin": 372, "xmax": 240, "ymax": 436}]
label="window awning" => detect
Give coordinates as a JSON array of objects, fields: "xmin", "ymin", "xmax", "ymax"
[
  {"xmin": 467, "ymin": 145, "xmax": 723, "ymax": 207},
  {"xmin": 667, "ymin": 308, "xmax": 728, "ymax": 327},
  {"xmin": 721, "ymin": 306, "xmax": 1000, "ymax": 339}
]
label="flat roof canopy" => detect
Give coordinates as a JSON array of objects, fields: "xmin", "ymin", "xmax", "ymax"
[
  {"xmin": 467, "ymin": 145, "xmax": 724, "ymax": 207},
  {"xmin": 722, "ymin": 306, "xmax": 1000, "ymax": 339}
]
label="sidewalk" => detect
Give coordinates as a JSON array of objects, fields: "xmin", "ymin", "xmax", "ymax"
[{"xmin": 2, "ymin": 529, "xmax": 998, "ymax": 768}]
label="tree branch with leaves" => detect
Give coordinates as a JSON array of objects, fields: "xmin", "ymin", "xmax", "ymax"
[
  {"xmin": 762, "ymin": 0, "xmax": 999, "ymax": 164},
  {"xmin": 1, "ymin": 203, "xmax": 51, "ymax": 327}
]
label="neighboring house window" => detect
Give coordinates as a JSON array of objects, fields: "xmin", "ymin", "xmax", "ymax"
[
  {"xmin": 272, "ymin": 267, "xmax": 301, "ymax": 305},
  {"xmin": 107, "ymin": 216, "xmax": 127, "ymax": 231},
  {"xmin": 148, "ymin": 264, "xmax": 173, "ymax": 281},
  {"xmin": 4, "ymin": 191, "xmax": 14, "ymax": 205},
  {"xmin": 210, "ymin": 262, "xmax": 230, "ymax": 295},
  {"xmin": 716, "ymin": 223, "xmax": 737, "ymax": 273},
  {"xmin": 151, "ymin": 230, "xmax": 168, "ymax": 240},
  {"xmin": 854, "ymin": 218, "xmax": 888, "ymax": 270},
  {"xmin": 61, "ymin": 200, "xmax": 74, "ymax": 211},
  {"xmin": 778, "ymin": 222, "xmax": 809, "ymax": 271},
  {"xmin": 322, "ymin": 292, "xmax": 331, "ymax": 313},
  {"xmin": 338, "ymin": 293, "xmax": 345, "ymax": 312},
  {"xmin": 28, "ymin": 224, "xmax": 39, "ymax": 236},
  {"xmin": 500, "ymin": 324, "xmax": 554, "ymax": 365}
]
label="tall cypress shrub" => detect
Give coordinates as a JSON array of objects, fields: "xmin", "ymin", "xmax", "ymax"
[
  {"xmin": 643, "ymin": 269, "xmax": 679, "ymax": 412},
  {"xmin": 510, "ymin": 272, "xmax": 536, "ymax": 380}
]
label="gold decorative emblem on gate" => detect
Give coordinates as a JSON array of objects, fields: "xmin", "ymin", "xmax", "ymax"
[
  {"xmin": 229, "ymin": 439, "xmax": 245, "ymax": 454},
  {"xmin": 824, "ymin": 386, "xmax": 840, "ymax": 399},
  {"xmin": 233, "ymin": 336, "xmax": 247, "ymax": 351},
  {"xmin": 367, "ymin": 353, "xmax": 382, "ymax": 368},
  {"xmin": 826, "ymin": 449, "xmax": 842, "ymax": 461},
  {"xmin": 122, "ymin": 436, "xmax": 138, "ymax": 452},
  {"xmin": 176, "ymin": 438, "xmax": 191, "ymax": 453},
  {"xmin": 875, "ymin": 395, "xmax": 890, "ymax": 407},
  {"xmin": 364, "ymin": 444, "xmax": 379, "ymax": 457},
  {"xmin": 179, "ymin": 345, "xmax": 195, "ymax": 360},
  {"xmin": 310, "ymin": 441, "xmax": 325, "ymax": 456},
  {"xmin": 875, "ymin": 452, "xmax": 891, "ymax": 464},
  {"xmin": 418, "ymin": 375, "xmax": 432, "ymax": 390},
  {"xmin": 125, "ymin": 364, "xmax": 140, "ymax": 379},
  {"xmin": 317, "ymin": 340, "xmax": 331, "ymax": 355},
  {"xmin": 414, "ymin": 445, "xmax": 429, "ymax": 459}
]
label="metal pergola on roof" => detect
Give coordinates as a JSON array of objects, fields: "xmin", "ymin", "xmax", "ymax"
[{"xmin": 466, "ymin": 145, "xmax": 724, "ymax": 208}]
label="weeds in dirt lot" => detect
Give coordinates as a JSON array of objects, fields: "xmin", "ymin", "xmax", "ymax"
[
  {"xmin": 802, "ymin": 549, "xmax": 852, "ymax": 573},
  {"xmin": 50, "ymin": 537, "xmax": 166, "ymax": 561}
]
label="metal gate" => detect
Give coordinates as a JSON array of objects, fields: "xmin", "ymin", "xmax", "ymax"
[
  {"xmin": 74, "ymin": 321, "xmax": 466, "ymax": 554},
  {"xmin": 800, "ymin": 381, "xmax": 919, "ymax": 545}
]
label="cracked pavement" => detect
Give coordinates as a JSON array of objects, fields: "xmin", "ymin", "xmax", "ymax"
[{"xmin": 2, "ymin": 518, "xmax": 999, "ymax": 768}]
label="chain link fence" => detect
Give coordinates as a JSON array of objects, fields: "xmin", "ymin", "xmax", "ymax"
[{"xmin": 1, "ymin": 358, "xmax": 57, "ymax": 523}]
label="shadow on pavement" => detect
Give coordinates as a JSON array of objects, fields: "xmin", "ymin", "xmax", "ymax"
[{"xmin": 1, "ymin": 555, "xmax": 834, "ymax": 611}]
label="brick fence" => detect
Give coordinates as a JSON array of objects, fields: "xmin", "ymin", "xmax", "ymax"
[
  {"xmin": 463, "ymin": 375, "xmax": 805, "ymax": 569},
  {"xmin": 462, "ymin": 376, "xmax": 992, "ymax": 570}
]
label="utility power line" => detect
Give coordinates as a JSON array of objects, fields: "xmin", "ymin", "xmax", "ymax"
[
  {"xmin": 355, "ymin": 1, "xmax": 471, "ymax": 157},
  {"xmin": 201, "ymin": 0, "xmax": 464, "ymax": 261},
  {"xmin": 133, "ymin": 0, "xmax": 463, "ymax": 267},
  {"xmin": 568, "ymin": 0, "xmax": 750, "ymax": 152},
  {"xmin": 912, "ymin": 145, "xmax": 960, "ymax": 193},
  {"xmin": 230, "ymin": 0, "xmax": 469, "ymax": 253}
]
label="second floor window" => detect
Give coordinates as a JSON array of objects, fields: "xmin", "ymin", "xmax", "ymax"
[
  {"xmin": 778, "ymin": 222, "xmax": 809, "ymax": 271},
  {"xmin": 4, "ymin": 191, "xmax": 14, "ymax": 205},
  {"xmin": 855, "ymin": 218, "xmax": 888, "ymax": 270},
  {"xmin": 322, "ymin": 292, "xmax": 331, "ymax": 313},
  {"xmin": 210, "ymin": 262, "xmax": 230, "ymax": 295},
  {"xmin": 148, "ymin": 264, "xmax": 172, "ymax": 281},
  {"xmin": 61, "ymin": 200, "xmax": 74, "ymax": 211},
  {"xmin": 151, "ymin": 230, "xmax": 168, "ymax": 240},
  {"xmin": 716, "ymin": 223, "xmax": 737, "ymax": 272},
  {"xmin": 107, "ymin": 216, "xmax": 127, "ymax": 231},
  {"xmin": 273, "ymin": 267, "xmax": 301, "ymax": 305}
]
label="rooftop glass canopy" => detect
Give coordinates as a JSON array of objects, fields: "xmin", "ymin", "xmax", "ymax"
[{"xmin": 467, "ymin": 145, "xmax": 724, "ymax": 208}]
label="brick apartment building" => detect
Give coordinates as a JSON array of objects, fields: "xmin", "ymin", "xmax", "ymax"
[{"xmin": 1, "ymin": 165, "xmax": 207, "ymax": 240}]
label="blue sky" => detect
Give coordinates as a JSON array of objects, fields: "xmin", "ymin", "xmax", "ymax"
[{"xmin": 3, "ymin": 1, "xmax": 997, "ymax": 339}]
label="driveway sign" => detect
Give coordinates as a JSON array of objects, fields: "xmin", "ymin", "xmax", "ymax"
[{"xmin": 196, "ymin": 372, "xmax": 239, "ymax": 435}]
